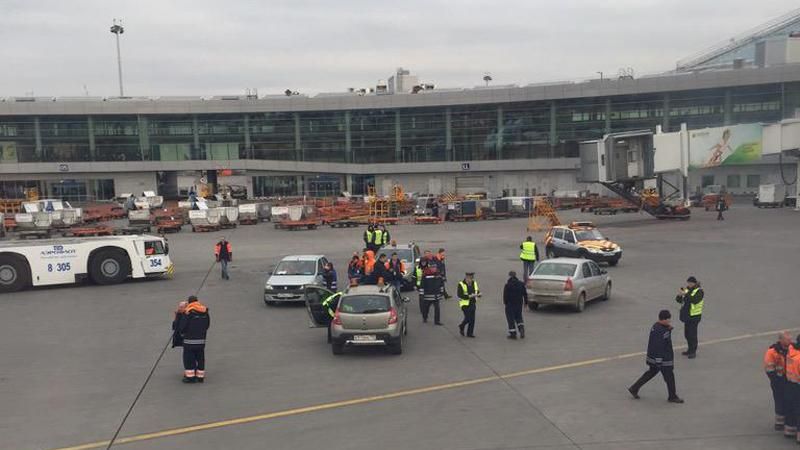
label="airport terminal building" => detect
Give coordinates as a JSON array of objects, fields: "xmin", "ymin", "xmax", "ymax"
[{"xmin": 2, "ymin": 19, "xmax": 800, "ymax": 201}]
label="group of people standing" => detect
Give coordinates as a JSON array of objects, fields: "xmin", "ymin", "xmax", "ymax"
[{"xmin": 764, "ymin": 331, "xmax": 800, "ymax": 444}]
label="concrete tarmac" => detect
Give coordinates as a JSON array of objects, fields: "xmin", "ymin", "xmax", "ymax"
[{"xmin": 1, "ymin": 205, "xmax": 798, "ymax": 450}]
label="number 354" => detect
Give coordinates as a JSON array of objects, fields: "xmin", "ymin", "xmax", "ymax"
[{"xmin": 47, "ymin": 262, "xmax": 71, "ymax": 272}]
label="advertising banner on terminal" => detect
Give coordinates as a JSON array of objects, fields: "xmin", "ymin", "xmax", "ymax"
[
  {"xmin": 689, "ymin": 124, "xmax": 762, "ymax": 170},
  {"xmin": 0, "ymin": 142, "xmax": 17, "ymax": 162}
]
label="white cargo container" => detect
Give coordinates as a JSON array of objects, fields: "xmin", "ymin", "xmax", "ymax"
[
  {"xmin": 238, "ymin": 204, "xmax": 258, "ymax": 224},
  {"xmin": 0, "ymin": 235, "xmax": 173, "ymax": 293},
  {"xmin": 219, "ymin": 207, "xmax": 239, "ymax": 227},
  {"xmin": 756, "ymin": 184, "xmax": 786, "ymax": 208},
  {"xmin": 188, "ymin": 209, "xmax": 221, "ymax": 231}
]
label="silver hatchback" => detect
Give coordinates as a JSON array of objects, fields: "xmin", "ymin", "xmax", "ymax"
[
  {"xmin": 305, "ymin": 285, "xmax": 409, "ymax": 355},
  {"xmin": 526, "ymin": 258, "xmax": 611, "ymax": 313}
]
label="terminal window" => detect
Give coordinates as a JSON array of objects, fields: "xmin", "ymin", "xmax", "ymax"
[
  {"xmin": 726, "ymin": 175, "xmax": 741, "ymax": 188},
  {"xmin": 746, "ymin": 175, "xmax": 760, "ymax": 188}
]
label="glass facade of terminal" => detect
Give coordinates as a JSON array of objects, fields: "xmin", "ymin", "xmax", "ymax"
[{"xmin": 0, "ymin": 83, "xmax": 797, "ymax": 165}]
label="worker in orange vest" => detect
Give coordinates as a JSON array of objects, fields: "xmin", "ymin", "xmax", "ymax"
[
  {"xmin": 783, "ymin": 335, "xmax": 800, "ymax": 441},
  {"xmin": 765, "ymin": 331, "xmax": 792, "ymax": 431}
]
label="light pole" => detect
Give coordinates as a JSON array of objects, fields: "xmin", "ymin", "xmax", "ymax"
[{"xmin": 110, "ymin": 19, "xmax": 125, "ymax": 97}]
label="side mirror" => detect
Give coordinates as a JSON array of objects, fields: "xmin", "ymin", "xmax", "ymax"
[{"xmin": 601, "ymin": 269, "xmax": 608, "ymax": 275}]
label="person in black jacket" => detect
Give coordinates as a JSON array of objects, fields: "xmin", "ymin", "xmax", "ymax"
[
  {"xmin": 676, "ymin": 276, "xmax": 704, "ymax": 359},
  {"xmin": 628, "ymin": 310, "xmax": 684, "ymax": 403},
  {"xmin": 370, "ymin": 254, "xmax": 391, "ymax": 286},
  {"xmin": 178, "ymin": 295, "xmax": 210, "ymax": 383},
  {"xmin": 503, "ymin": 271, "xmax": 528, "ymax": 339}
]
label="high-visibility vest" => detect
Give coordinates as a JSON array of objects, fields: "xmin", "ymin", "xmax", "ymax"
[
  {"xmin": 322, "ymin": 292, "xmax": 342, "ymax": 318},
  {"xmin": 519, "ymin": 241, "xmax": 537, "ymax": 261},
  {"xmin": 365, "ymin": 230, "xmax": 374, "ymax": 243},
  {"xmin": 374, "ymin": 230, "xmax": 384, "ymax": 245},
  {"xmin": 458, "ymin": 280, "xmax": 479, "ymax": 308},
  {"xmin": 786, "ymin": 345, "xmax": 800, "ymax": 384},
  {"xmin": 382, "ymin": 231, "xmax": 389, "ymax": 245},
  {"xmin": 764, "ymin": 345, "xmax": 787, "ymax": 378},
  {"xmin": 415, "ymin": 267, "xmax": 422, "ymax": 287},
  {"xmin": 688, "ymin": 288, "xmax": 703, "ymax": 317}
]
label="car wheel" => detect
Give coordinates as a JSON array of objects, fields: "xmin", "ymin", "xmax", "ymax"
[
  {"xmin": 332, "ymin": 342, "xmax": 344, "ymax": 355},
  {"xmin": 389, "ymin": 339, "xmax": 403, "ymax": 355},
  {"xmin": 404, "ymin": 319, "xmax": 408, "ymax": 336},
  {"xmin": 577, "ymin": 249, "xmax": 589, "ymax": 260},
  {"xmin": 545, "ymin": 247, "xmax": 555, "ymax": 259},
  {"xmin": 0, "ymin": 254, "xmax": 30, "ymax": 293},
  {"xmin": 527, "ymin": 301, "xmax": 539, "ymax": 311},
  {"xmin": 574, "ymin": 293, "xmax": 586, "ymax": 313},
  {"xmin": 89, "ymin": 249, "xmax": 131, "ymax": 285},
  {"xmin": 602, "ymin": 282, "xmax": 611, "ymax": 301}
]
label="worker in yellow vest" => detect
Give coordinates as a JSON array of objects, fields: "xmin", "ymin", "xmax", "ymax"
[
  {"xmin": 457, "ymin": 272, "xmax": 481, "ymax": 338},
  {"xmin": 676, "ymin": 276, "xmax": 704, "ymax": 359},
  {"xmin": 519, "ymin": 236, "xmax": 539, "ymax": 281}
]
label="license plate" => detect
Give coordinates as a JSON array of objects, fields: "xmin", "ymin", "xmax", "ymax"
[
  {"xmin": 353, "ymin": 335, "xmax": 376, "ymax": 341},
  {"xmin": 276, "ymin": 293, "xmax": 295, "ymax": 298}
]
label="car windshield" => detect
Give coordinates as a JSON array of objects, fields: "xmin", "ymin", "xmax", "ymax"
[
  {"xmin": 274, "ymin": 260, "xmax": 316, "ymax": 276},
  {"xmin": 534, "ymin": 263, "xmax": 577, "ymax": 277},
  {"xmin": 575, "ymin": 229, "xmax": 605, "ymax": 241},
  {"xmin": 339, "ymin": 295, "xmax": 391, "ymax": 314},
  {"xmin": 392, "ymin": 249, "xmax": 413, "ymax": 262}
]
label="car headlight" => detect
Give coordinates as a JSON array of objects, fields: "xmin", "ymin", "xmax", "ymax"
[
  {"xmin": 265, "ymin": 283, "xmax": 272, "ymax": 290},
  {"xmin": 586, "ymin": 247, "xmax": 601, "ymax": 253}
]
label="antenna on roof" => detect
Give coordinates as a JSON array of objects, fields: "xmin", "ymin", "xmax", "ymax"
[{"xmin": 483, "ymin": 72, "xmax": 492, "ymax": 87}]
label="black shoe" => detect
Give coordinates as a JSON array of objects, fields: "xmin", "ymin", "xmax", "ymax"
[
  {"xmin": 668, "ymin": 397, "xmax": 684, "ymax": 404},
  {"xmin": 681, "ymin": 351, "xmax": 689, "ymax": 356},
  {"xmin": 628, "ymin": 387, "xmax": 640, "ymax": 399},
  {"xmin": 434, "ymin": 322, "xmax": 444, "ymax": 326},
  {"xmin": 182, "ymin": 376, "xmax": 196, "ymax": 383},
  {"xmin": 507, "ymin": 334, "xmax": 517, "ymax": 340},
  {"xmin": 687, "ymin": 353, "xmax": 696, "ymax": 359},
  {"xmin": 519, "ymin": 328, "xmax": 525, "ymax": 339},
  {"xmin": 466, "ymin": 335, "xmax": 476, "ymax": 338},
  {"xmin": 423, "ymin": 318, "xmax": 428, "ymax": 323},
  {"xmin": 458, "ymin": 324, "xmax": 465, "ymax": 336},
  {"xmin": 196, "ymin": 378, "xmax": 204, "ymax": 383}
]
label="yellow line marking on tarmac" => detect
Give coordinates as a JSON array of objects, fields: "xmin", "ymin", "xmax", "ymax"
[{"xmin": 52, "ymin": 328, "xmax": 790, "ymax": 450}]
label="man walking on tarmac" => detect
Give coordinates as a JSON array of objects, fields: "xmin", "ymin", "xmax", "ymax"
[
  {"xmin": 783, "ymin": 335, "xmax": 800, "ymax": 441},
  {"xmin": 457, "ymin": 272, "xmax": 481, "ymax": 338},
  {"xmin": 177, "ymin": 295, "xmax": 210, "ymax": 383},
  {"xmin": 363, "ymin": 225, "xmax": 377, "ymax": 254},
  {"xmin": 420, "ymin": 263, "xmax": 444, "ymax": 325},
  {"xmin": 716, "ymin": 192, "xmax": 727, "ymax": 221},
  {"xmin": 628, "ymin": 309, "xmax": 684, "ymax": 403},
  {"xmin": 676, "ymin": 276, "xmax": 704, "ymax": 359},
  {"xmin": 214, "ymin": 237, "xmax": 232, "ymax": 280},
  {"xmin": 519, "ymin": 236, "xmax": 539, "ymax": 280},
  {"xmin": 764, "ymin": 331, "xmax": 792, "ymax": 431},
  {"xmin": 503, "ymin": 271, "xmax": 528, "ymax": 339}
]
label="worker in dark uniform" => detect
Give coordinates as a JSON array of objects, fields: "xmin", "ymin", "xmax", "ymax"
[
  {"xmin": 435, "ymin": 248, "xmax": 451, "ymax": 299},
  {"xmin": 378, "ymin": 224, "xmax": 390, "ymax": 248},
  {"xmin": 322, "ymin": 262, "xmax": 338, "ymax": 291},
  {"xmin": 628, "ymin": 309, "xmax": 684, "ymax": 403},
  {"xmin": 214, "ymin": 237, "xmax": 232, "ymax": 280},
  {"xmin": 371, "ymin": 253, "xmax": 391, "ymax": 286},
  {"xmin": 503, "ymin": 271, "xmax": 528, "ymax": 339},
  {"xmin": 764, "ymin": 331, "xmax": 792, "ymax": 431},
  {"xmin": 177, "ymin": 295, "xmax": 210, "ymax": 383},
  {"xmin": 716, "ymin": 195, "xmax": 727, "ymax": 220},
  {"xmin": 421, "ymin": 266, "xmax": 444, "ymax": 325},
  {"xmin": 676, "ymin": 276, "xmax": 704, "ymax": 359},
  {"xmin": 457, "ymin": 272, "xmax": 480, "ymax": 338}
]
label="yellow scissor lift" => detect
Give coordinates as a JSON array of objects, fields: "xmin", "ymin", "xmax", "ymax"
[{"xmin": 527, "ymin": 197, "xmax": 561, "ymax": 232}]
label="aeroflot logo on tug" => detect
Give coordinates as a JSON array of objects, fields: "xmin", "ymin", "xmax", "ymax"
[{"xmin": 40, "ymin": 245, "xmax": 77, "ymax": 256}]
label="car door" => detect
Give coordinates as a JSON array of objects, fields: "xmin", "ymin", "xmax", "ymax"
[
  {"xmin": 587, "ymin": 261, "xmax": 603, "ymax": 299},
  {"xmin": 583, "ymin": 261, "xmax": 605, "ymax": 300},
  {"xmin": 304, "ymin": 285, "xmax": 335, "ymax": 328},
  {"xmin": 580, "ymin": 262, "xmax": 597, "ymax": 299},
  {"xmin": 562, "ymin": 230, "xmax": 580, "ymax": 257},
  {"xmin": 550, "ymin": 228, "xmax": 564, "ymax": 256}
]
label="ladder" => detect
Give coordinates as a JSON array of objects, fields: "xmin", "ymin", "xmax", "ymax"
[
  {"xmin": 527, "ymin": 197, "xmax": 561, "ymax": 232},
  {"xmin": 599, "ymin": 179, "xmax": 690, "ymax": 220}
]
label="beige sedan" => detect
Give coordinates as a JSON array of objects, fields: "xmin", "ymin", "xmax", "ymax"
[{"xmin": 526, "ymin": 258, "xmax": 611, "ymax": 312}]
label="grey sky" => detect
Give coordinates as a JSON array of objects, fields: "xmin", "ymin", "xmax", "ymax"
[{"xmin": 2, "ymin": 0, "xmax": 798, "ymax": 97}]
